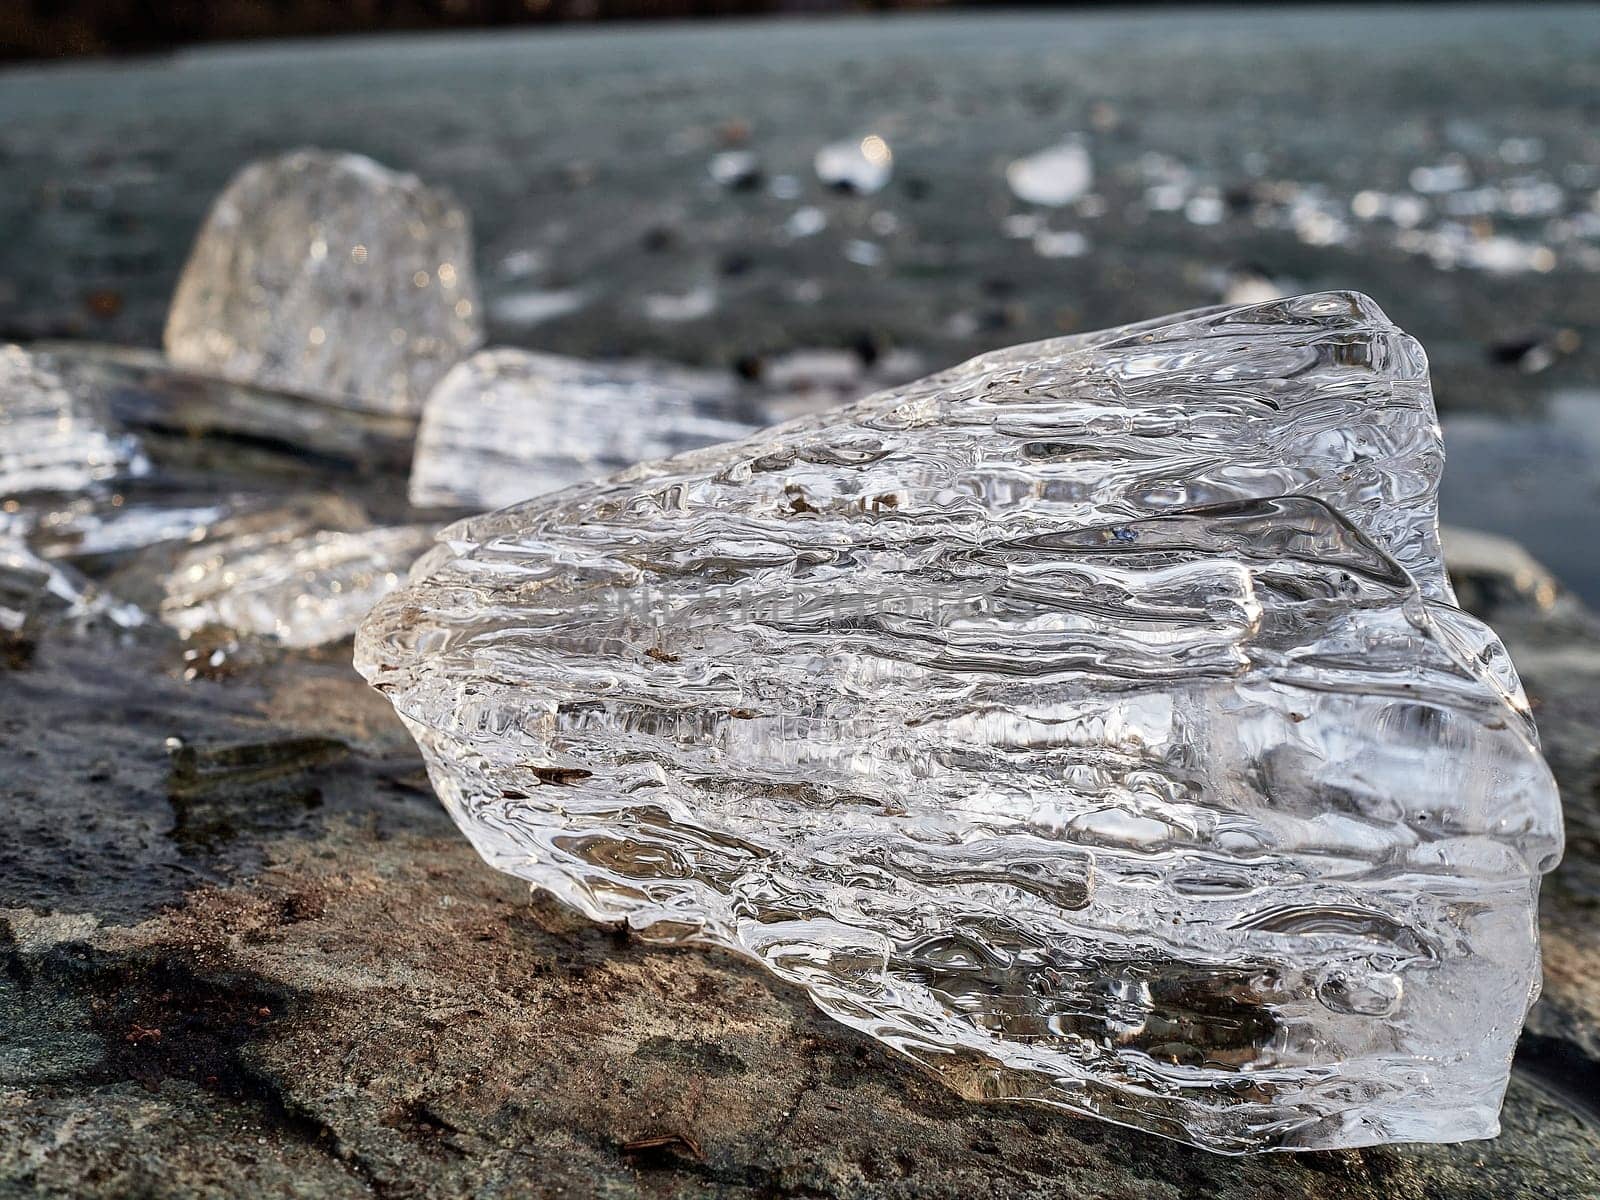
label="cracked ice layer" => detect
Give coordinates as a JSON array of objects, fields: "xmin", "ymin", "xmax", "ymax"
[
  {"xmin": 164, "ymin": 150, "xmax": 483, "ymax": 414},
  {"xmin": 356, "ymin": 292, "xmax": 1563, "ymax": 1153},
  {"xmin": 0, "ymin": 344, "xmax": 146, "ymax": 498},
  {"xmin": 164, "ymin": 522, "xmax": 435, "ymax": 648},
  {"xmin": 409, "ymin": 349, "xmax": 760, "ymax": 511}
]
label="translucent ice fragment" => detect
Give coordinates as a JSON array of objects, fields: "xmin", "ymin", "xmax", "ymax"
[
  {"xmin": 784, "ymin": 206, "xmax": 827, "ymax": 238},
  {"xmin": 356, "ymin": 292, "xmax": 1562, "ymax": 1154},
  {"xmin": 814, "ymin": 135, "xmax": 893, "ymax": 195},
  {"xmin": 32, "ymin": 500, "xmax": 233, "ymax": 563},
  {"xmin": 1032, "ymin": 229, "xmax": 1090, "ymax": 259},
  {"xmin": 165, "ymin": 522, "xmax": 435, "ymax": 648},
  {"xmin": 1006, "ymin": 140, "xmax": 1093, "ymax": 207},
  {"xmin": 164, "ymin": 150, "xmax": 483, "ymax": 414},
  {"xmin": 642, "ymin": 285, "xmax": 718, "ymax": 323},
  {"xmin": 489, "ymin": 289, "xmax": 589, "ymax": 329},
  {"xmin": 1, "ymin": 540, "xmax": 142, "ymax": 640},
  {"xmin": 1410, "ymin": 159, "xmax": 1472, "ymax": 194},
  {"xmin": 409, "ymin": 349, "xmax": 759, "ymax": 511},
  {"xmin": 40, "ymin": 343, "xmax": 419, "ymax": 476},
  {"xmin": 0, "ymin": 345, "xmax": 146, "ymax": 498}
]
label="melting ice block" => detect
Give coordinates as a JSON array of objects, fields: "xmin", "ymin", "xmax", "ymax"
[
  {"xmin": 164, "ymin": 150, "xmax": 483, "ymax": 414},
  {"xmin": 409, "ymin": 349, "xmax": 759, "ymax": 511},
  {"xmin": 356, "ymin": 293, "xmax": 1562, "ymax": 1153}
]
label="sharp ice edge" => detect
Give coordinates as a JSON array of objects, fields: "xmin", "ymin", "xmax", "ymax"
[
  {"xmin": 0, "ymin": 344, "xmax": 147, "ymax": 498},
  {"xmin": 1, "ymin": 540, "xmax": 143, "ymax": 634},
  {"xmin": 164, "ymin": 522, "xmax": 435, "ymax": 648},
  {"xmin": 37, "ymin": 342, "xmax": 422, "ymax": 475},
  {"xmin": 355, "ymin": 292, "xmax": 1563, "ymax": 1153},
  {"xmin": 410, "ymin": 349, "xmax": 759, "ymax": 511},
  {"xmin": 163, "ymin": 150, "xmax": 483, "ymax": 414}
]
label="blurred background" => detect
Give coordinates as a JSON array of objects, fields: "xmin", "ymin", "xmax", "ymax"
[{"xmin": 3, "ymin": 4, "xmax": 1598, "ymax": 595}]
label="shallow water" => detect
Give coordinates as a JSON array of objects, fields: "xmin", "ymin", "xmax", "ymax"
[{"xmin": 1441, "ymin": 393, "xmax": 1600, "ymax": 603}]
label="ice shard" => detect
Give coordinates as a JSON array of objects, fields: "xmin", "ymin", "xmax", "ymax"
[
  {"xmin": 39, "ymin": 342, "xmax": 420, "ymax": 477},
  {"xmin": 1, "ymin": 540, "xmax": 143, "ymax": 646},
  {"xmin": 164, "ymin": 521, "xmax": 435, "ymax": 648},
  {"xmin": 1006, "ymin": 140, "xmax": 1093, "ymax": 207},
  {"xmin": 409, "ymin": 349, "xmax": 759, "ymax": 511},
  {"xmin": 164, "ymin": 150, "xmax": 483, "ymax": 414},
  {"xmin": 355, "ymin": 292, "xmax": 1562, "ymax": 1153},
  {"xmin": 0, "ymin": 344, "xmax": 146, "ymax": 499}
]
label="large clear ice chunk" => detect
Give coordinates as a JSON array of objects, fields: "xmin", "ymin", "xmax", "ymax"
[
  {"xmin": 164, "ymin": 150, "xmax": 483, "ymax": 414},
  {"xmin": 410, "ymin": 349, "xmax": 759, "ymax": 511},
  {"xmin": 355, "ymin": 293, "xmax": 1563, "ymax": 1153}
]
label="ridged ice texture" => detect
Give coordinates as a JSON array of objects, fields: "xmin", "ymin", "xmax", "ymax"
[
  {"xmin": 164, "ymin": 151, "xmax": 482, "ymax": 413},
  {"xmin": 410, "ymin": 349, "xmax": 757, "ymax": 511},
  {"xmin": 165, "ymin": 523, "xmax": 435, "ymax": 648},
  {"xmin": 0, "ymin": 345, "xmax": 146, "ymax": 498},
  {"xmin": 356, "ymin": 293, "xmax": 1563, "ymax": 1153}
]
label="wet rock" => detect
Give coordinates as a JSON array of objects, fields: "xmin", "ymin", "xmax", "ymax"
[{"xmin": 1442, "ymin": 525, "xmax": 1565, "ymax": 618}]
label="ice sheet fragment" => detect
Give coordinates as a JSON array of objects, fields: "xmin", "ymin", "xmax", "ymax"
[
  {"xmin": 164, "ymin": 150, "xmax": 483, "ymax": 413},
  {"xmin": 708, "ymin": 150, "xmax": 762, "ymax": 190},
  {"xmin": 409, "ymin": 349, "xmax": 759, "ymax": 511},
  {"xmin": 0, "ymin": 344, "xmax": 146, "ymax": 498},
  {"xmin": 164, "ymin": 521, "xmax": 434, "ymax": 648},
  {"xmin": 1, "ymin": 540, "xmax": 143, "ymax": 644},
  {"xmin": 356, "ymin": 292, "xmax": 1562, "ymax": 1154},
  {"xmin": 1006, "ymin": 140, "xmax": 1093, "ymax": 207},
  {"xmin": 38, "ymin": 342, "xmax": 421, "ymax": 476}
]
